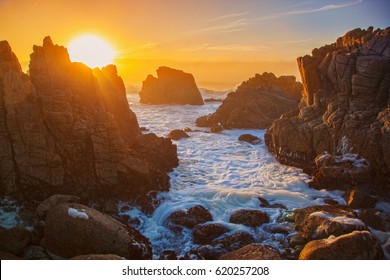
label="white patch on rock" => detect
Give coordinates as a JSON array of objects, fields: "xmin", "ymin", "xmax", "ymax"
[
  {"xmin": 309, "ymin": 211, "xmax": 366, "ymax": 226},
  {"xmin": 67, "ymin": 207, "xmax": 89, "ymax": 220}
]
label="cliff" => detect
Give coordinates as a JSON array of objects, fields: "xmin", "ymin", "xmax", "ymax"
[
  {"xmin": 265, "ymin": 27, "xmax": 390, "ymax": 195},
  {"xmin": 0, "ymin": 37, "xmax": 178, "ymax": 202},
  {"xmin": 196, "ymin": 72, "xmax": 302, "ymax": 129},
  {"xmin": 139, "ymin": 66, "xmax": 204, "ymax": 105}
]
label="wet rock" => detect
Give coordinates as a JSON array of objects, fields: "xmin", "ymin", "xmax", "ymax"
[
  {"xmin": 294, "ymin": 205, "xmax": 367, "ymax": 240},
  {"xmin": 22, "ymin": 245, "xmax": 50, "ymax": 260},
  {"xmin": 219, "ymin": 244, "xmax": 283, "ymax": 260},
  {"xmin": 358, "ymin": 209, "xmax": 390, "ymax": 232},
  {"xmin": 193, "ymin": 245, "xmax": 228, "ymax": 260},
  {"xmin": 196, "ymin": 72, "xmax": 301, "ymax": 129},
  {"xmin": 44, "ymin": 203, "xmax": 152, "ymax": 259},
  {"xmin": 204, "ymin": 98, "xmax": 223, "ymax": 103},
  {"xmin": 103, "ymin": 199, "xmax": 118, "ymax": 215},
  {"xmin": 139, "ymin": 66, "xmax": 204, "ymax": 105},
  {"xmin": 299, "ymin": 231, "xmax": 384, "ymax": 260},
  {"xmin": 288, "ymin": 233, "xmax": 307, "ymax": 247},
  {"xmin": 35, "ymin": 194, "xmax": 81, "ymax": 221},
  {"xmin": 158, "ymin": 250, "xmax": 177, "ymax": 260},
  {"xmin": 211, "ymin": 232, "xmax": 255, "ymax": 252},
  {"xmin": 70, "ymin": 254, "xmax": 125, "ymax": 260},
  {"xmin": 229, "ymin": 209, "xmax": 269, "ymax": 227},
  {"xmin": 0, "ymin": 226, "xmax": 31, "ymax": 255},
  {"xmin": 19, "ymin": 209, "xmax": 34, "ymax": 226},
  {"xmin": 258, "ymin": 197, "xmax": 270, "ymax": 207},
  {"xmin": 345, "ymin": 189, "xmax": 378, "ymax": 209},
  {"xmin": 165, "ymin": 205, "xmax": 213, "ymax": 230},
  {"xmin": 192, "ymin": 223, "xmax": 230, "ymax": 244},
  {"xmin": 168, "ymin": 129, "xmax": 190, "ymax": 140},
  {"xmin": 324, "ymin": 198, "xmax": 340, "ymax": 205},
  {"xmin": 0, "ymin": 251, "xmax": 21, "ymax": 260},
  {"xmin": 210, "ymin": 123, "xmax": 223, "ymax": 133},
  {"xmin": 238, "ymin": 134, "xmax": 261, "ymax": 144}
]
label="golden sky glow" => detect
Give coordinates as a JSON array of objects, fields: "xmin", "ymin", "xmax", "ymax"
[{"xmin": 1, "ymin": 0, "xmax": 389, "ymax": 89}]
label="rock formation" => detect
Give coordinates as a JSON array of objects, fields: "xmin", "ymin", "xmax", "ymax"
[
  {"xmin": 265, "ymin": 27, "xmax": 390, "ymax": 195},
  {"xmin": 0, "ymin": 37, "xmax": 178, "ymax": 202},
  {"xmin": 139, "ymin": 66, "xmax": 204, "ymax": 105},
  {"xmin": 196, "ymin": 72, "xmax": 302, "ymax": 129}
]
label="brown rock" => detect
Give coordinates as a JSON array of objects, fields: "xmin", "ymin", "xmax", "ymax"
[
  {"xmin": 345, "ymin": 189, "xmax": 378, "ymax": 209},
  {"xmin": 165, "ymin": 205, "xmax": 212, "ymax": 230},
  {"xmin": 44, "ymin": 203, "xmax": 152, "ymax": 259},
  {"xmin": 192, "ymin": 223, "xmax": 230, "ymax": 244},
  {"xmin": 211, "ymin": 232, "xmax": 255, "ymax": 251},
  {"xmin": 0, "ymin": 251, "xmax": 21, "ymax": 260},
  {"xmin": 22, "ymin": 245, "xmax": 50, "ymax": 260},
  {"xmin": 139, "ymin": 66, "xmax": 204, "ymax": 105},
  {"xmin": 294, "ymin": 205, "xmax": 367, "ymax": 240},
  {"xmin": 168, "ymin": 129, "xmax": 190, "ymax": 140},
  {"xmin": 229, "ymin": 209, "xmax": 269, "ymax": 227},
  {"xmin": 219, "ymin": 244, "xmax": 283, "ymax": 260},
  {"xmin": 70, "ymin": 254, "xmax": 125, "ymax": 260},
  {"xmin": 0, "ymin": 226, "xmax": 31, "ymax": 255},
  {"xmin": 158, "ymin": 250, "xmax": 177, "ymax": 260},
  {"xmin": 238, "ymin": 134, "xmax": 261, "ymax": 144},
  {"xmin": 196, "ymin": 73, "xmax": 301, "ymax": 129},
  {"xmin": 35, "ymin": 194, "xmax": 81, "ymax": 221},
  {"xmin": 358, "ymin": 209, "xmax": 390, "ymax": 232},
  {"xmin": 299, "ymin": 231, "xmax": 384, "ymax": 260},
  {"xmin": 210, "ymin": 123, "xmax": 223, "ymax": 133}
]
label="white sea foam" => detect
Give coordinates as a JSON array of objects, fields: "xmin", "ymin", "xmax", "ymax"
[
  {"xmin": 124, "ymin": 93, "xmax": 348, "ymax": 258},
  {"xmin": 67, "ymin": 207, "xmax": 89, "ymax": 220}
]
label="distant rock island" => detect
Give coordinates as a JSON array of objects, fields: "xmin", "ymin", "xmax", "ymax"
[
  {"xmin": 196, "ymin": 72, "xmax": 302, "ymax": 129},
  {"xmin": 139, "ymin": 66, "xmax": 204, "ymax": 105},
  {"xmin": 0, "ymin": 37, "xmax": 178, "ymax": 202},
  {"xmin": 265, "ymin": 27, "xmax": 390, "ymax": 195}
]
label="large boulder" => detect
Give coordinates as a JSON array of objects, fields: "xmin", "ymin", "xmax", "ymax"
[
  {"xmin": 229, "ymin": 209, "xmax": 269, "ymax": 227},
  {"xmin": 192, "ymin": 223, "xmax": 230, "ymax": 244},
  {"xmin": 219, "ymin": 244, "xmax": 283, "ymax": 260},
  {"xmin": 265, "ymin": 27, "xmax": 390, "ymax": 195},
  {"xmin": 0, "ymin": 226, "xmax": 31, "ymax": 255},
  {"xmin": 299, "ymin": 231, "xmax": 384, "ymax": 260},
  {"xmin": 196, "ymin": 72, "xmax": 301, "ymax": 129},
  {"xmin": 139, "ymin": 66, "xmax": 204, "ymax": 105},
  {"xmin": 165, "ymin": 205, "xmax": 212, "ymax": 230},
  {"xmin": 294, "ymin": 205, "xmax": 367, "ymax": 240},
  {"xmin": 44, "ymin": 203, "xmax": 152, "ymax": 259}
]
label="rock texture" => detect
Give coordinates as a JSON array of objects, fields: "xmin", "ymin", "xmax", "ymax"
[
  {"xmin": 229, "ymin": 209, "xmax": 269, "ymax": 227},
  {"xmin": 165, "ymin": 205, "xmax": 213, "ymax": 230},
  {"xmin": 192, "ymin": 223, "xmax": 230, "ymax": 244},
  {"xmin": 44, "ymin": 203, "xmax": 152, "ymax": 259},
  {"xmin": 139, "ymin": 66, "xmax": 204, "ymax": 105},
  {"xmin": 219, "ymin": 244, "xmax": 283, "ymax": 260},
  {"xmin": 196, "ymin": 72, "xmax": 301, "ymax": 129},
  {"xmin": 265, "ymin": 27, "xmax": 390, "ymax": 195},
  {"xmin": 0, "ymin": 37, "xmax": 178, "ymax": 202}
]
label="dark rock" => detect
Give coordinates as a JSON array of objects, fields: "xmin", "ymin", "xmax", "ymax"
[
  {"xmin": 196, "ymin": 72, "xmax": 302, "ymax": 129},
  {"xmin": 0, "ymin": 251, "xmax": 21, "ymax": 260},
  {"xmin": 358, "ymin": 209, "xmax": 390, "ymax": 231},
  {"xmin": 211, "ymin": 232, "xmax": 255, "ymax": 251},
  {"xmin": 70, "ymin": 254, "xmax": 125, "ymax": 260},
  {"xmin": 168, "ymin": 129, "xmax": 190, "ymax": 140},
  {"xmin": 165, "ymin": 205, "xmax": 212, "ymax": 230},
  {"xmin": 204, "ymin": 98, "xmax": 223, "ymax": 103},
  {"xmin": 140, "ymin": 127, "xmax": 149, "ymax": 132},
  {"xmin": 265, "ymin": 27, "xmax": 390, "ymax": 195},
  {"xmin": 288, "ymin": 233, "xmax": 307, "ymax": 247},
  {"xmin": 22, "ymin": 245, "xmax": 50, "ymax": 260},
  {"xmin": 238, "ymin": 134, "xmax": 261, "ymax": 144},
  {"xmin": 219, "ymin": 244, "xmax": 283, "ymax": 260},
  {"xmin": 294, "ymin": 205, "xmax": 367, "ymax": 240},
  {"xmin": 299, "ymin": 231, "xmax": 384, "ymax": 260},
  {"xmin": 324, "ymin": 198, "xmax": 340, "ymax": 205},
  {"xmin": 192, "ymin": 223, "xmax": 230, "ymax": 244},
  {"xmin": 18, "ymin": 209, "xmax": 34, "ymax": 226},
  {"xmin": 345, "ymin": 189, "xmax": 378, "ymax": 209},
  {"xmin": 44, "ymin": 203, "xmax": 152, "ymax": 259},
  {"xmin": 158, "ymin": 250, "xmax": 177, "ymax": 260},
  {"xmin": 0, "ymin": 226, "xmax": 31, "ymax": 255},
  {"xmin": 210, "ymin": 123, "xmax": 223, "ymax": 133},
  {"xmin": 103, "ymin": 199, "xmax": 118, "ymax": 215},
  {"xmin": 193, "ymin": 245, "xmax": 228, "ymax": 260},
  {"xmin": 229, "ymin": 209, "xmax": 269, "ymax": 227},
  {"xmin": 35, "ymin": 194, "xmax": 81, "ymax": 221},
  {"xmin": 258, "ymin": 197, "xmax": 270, "ymax": 207},
  {"xmin": 139, "ymin": 66, "xmax": 204, "ymax": 105}
]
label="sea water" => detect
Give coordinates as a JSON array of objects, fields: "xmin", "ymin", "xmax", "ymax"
[{"xmin": 123, "ymin": 91, "xmax": 346, "ymax": 258}]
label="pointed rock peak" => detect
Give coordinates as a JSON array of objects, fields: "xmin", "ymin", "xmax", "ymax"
[
  {"xmin": 0, "ymin": 40, "xmax": 12, "ymax": 59},
  {"xmin": 43, "ymin": 36, "xmax": 54, "ymax": 47}
]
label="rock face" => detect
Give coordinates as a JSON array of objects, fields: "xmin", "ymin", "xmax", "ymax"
[
  {"xmin": 265, "ymin": 27, "xmax": 390, "ymax": 195},
  {"xmin": 44, "ymin": 203, "xmax": 152, "ymax": 259},
  {"xmin": 0, "ymin": 37, "xmax": 178, "ymax": 202},
  {"xmin": 139, "ymin": 66, "xmax": 204, "ymax": 105},
  {"xmin": 299, "ymin": 231, "xmax": 384, "ymax": 260},
  {"xmin": 196, "ymin": 72, "xmax": 302, "ymax": 129}
]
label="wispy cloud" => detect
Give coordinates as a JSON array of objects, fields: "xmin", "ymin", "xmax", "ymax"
[
  {"xmin": 255, "ymin": 0, "xmax": 363, "ymax": 21},
  {"xmin": 182, "ymin": 43, "xmax": 270, "ymax": 52},
  {"xmin": 192, "ymin": 18, "xmax": 247, "ymax": 34},
  {"xmin": 117, "ymin": 42, "xmax": 157, "ymax": 57},
  {"xmin": 204, "ymin": 12, "xmax": 250, "ymax": 23}
]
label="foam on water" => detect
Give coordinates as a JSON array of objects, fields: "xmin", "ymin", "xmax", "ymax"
[{"xmin": 124, "ymin": 93, "xmax": 346, "ymax": 258}]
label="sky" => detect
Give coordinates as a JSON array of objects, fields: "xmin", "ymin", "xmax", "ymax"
[{"xmin": 1, "ymin": 0, "xmax": 389, "ymax": 89}]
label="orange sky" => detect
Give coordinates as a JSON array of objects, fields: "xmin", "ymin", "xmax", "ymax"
[{"xmin": 1, "ymin": 0, "xmax": 389, "ymax": 89}]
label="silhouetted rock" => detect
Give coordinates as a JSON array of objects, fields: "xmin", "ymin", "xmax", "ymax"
[
  {"xmin": 265, "ymin": 27, "xmax": 390, "ymax": 195},
  {"xmin": 196, "ymin": 72, "xmax": 301, "ymax": 129},
  {"xmin": 139, "ymin": 66, "xmax": 204, "ymax": 105},
  {"xmin": 299, "ymin": 231, "xmax": 384, "ymax": 260},
  {"xmin": 44, "ymin": 203, "xmax": 152, "ymax": 259},
  {"xmin": 192, "ymin": 223, "xmax": 230, "ymax": 244},
  {"xmin": 165, "ymin": 205, "xmax": 212, "ymax": 230},
  {"xmin": 229, "ymin": 209, "xmax": 269, "ymax": 227},
  {"xmin": 238, "ymin": 134, "xmax": 261, "ymax": 144},
  {"xmin": 168, "ymin": 129, "xmax": 190, "ymax": 140},
  {"xmin": 294, "ymin": 205, "xmax": 367, "ymax": 240},
  {"xmin": 219, "ymin": 244, "xmax": 283, "ymax": 260}
]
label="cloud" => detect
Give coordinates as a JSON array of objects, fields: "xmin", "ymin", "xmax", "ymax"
[
  {"xmin": 193, "ymin": 18, "xmax": 247, "ymax": 34},
  {"xmin": 117, "ymin": 42, "xmax": 157, "ymax": 56},
  {"xmin": 255, "ymin": 0, "xmax": 363, "ymax": 21},
  {"xmin": 204, "ymin": 12, "xmax": 250, "ymax": 23},
  {"xmin": 182, "ymin": 43, "xmax": 270, "ymax": 52}
]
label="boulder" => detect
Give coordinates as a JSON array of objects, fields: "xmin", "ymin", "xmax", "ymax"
[
  {"xmin": 196, "ymin": 72, "xmax": 301, "ymax": 129},
  {"xmin": 0, "ymin": 251, "xmax": 21, "ymax": 260},
  {"xmin": 211, "ymin": 232, "xmax": 255, "ymax": 251},
  {"xmin": 229, "ymin": 209, "xmax": 269, "ymax": 227},
  {"xmin": 22, "ymin": 245, "xmax": 50, "ymax": 260},
  {"xmin": 294, "ymin": 205, "xmax": 367, "ymax": 240},
  {"xmin": 0, "ymin": 226, "xmax": 31, "ymax": 255},
  {"xmin": 238, "ymin": 134, "xmax": 261, "ymax": 144},
  {"xmin": 165, "ymin": 205, "xmax": 212, "ymax": 230},
  {"xmin": 299, "ymin": 231, "xmax": 384, "ymax": 260},
  {"xmin": 345, "ymin": 189, "xmax": 378, "ymax": 209},
  {"xmin": 35, "ymin": 194, "xmax": 81, "ymax": 221},
  {"xmin": 219, "ymin": 244, "xmax": 283, "ymax": 260},
  {"xmin": 70, "ymin": 254, "xmax": 125, "ymax": 260},
  {"xmin": 158, "ymin": 250, "xmax": 177, "ymax": 260},
  {"xmin": 192, "ymin": 223, "xmax": 230, "ymax": 244},
  {"xmin": 358, "ymin": 209, "xmax": 390, "ymax": 232},
  {"xmin": 265, "ymin": 27, "xmax": 390, "ymax": 195},
  {"xmin": 44, "ymin": 203, "xmax": 152, "ymax": 259},
  {"xmin": 210, "ymin": 123, "xmax": 223, "ymax": 133},
  {"xmin": 139, "ymin": 66, "xmax": 204, "ymax": 105},
  {"xmin": 168, "ymin": 129, "xmax": 190, "ymax": 140}
]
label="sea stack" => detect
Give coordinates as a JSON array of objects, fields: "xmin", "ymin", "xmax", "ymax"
[
  {"xmin": 265, "ymin": 27, "xmax": 390, "ymax": 195},
  {"xmin": 139, "ymin": 66, "xmax": 204, "ymax": 105}
]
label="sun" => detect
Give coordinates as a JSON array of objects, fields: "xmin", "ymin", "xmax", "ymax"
[{"xmin": 68, "ymin": 35, "xmax": 115, "ymax": 68}]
